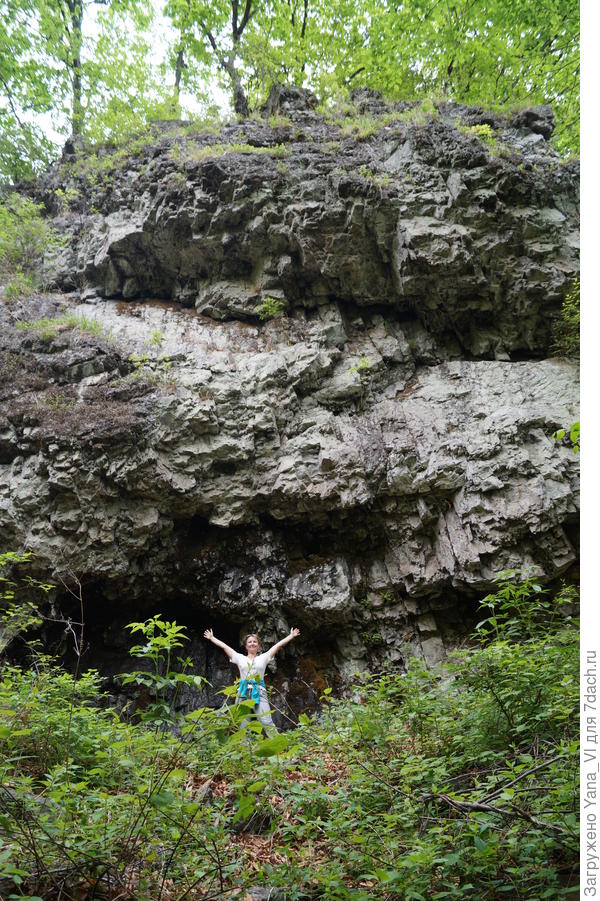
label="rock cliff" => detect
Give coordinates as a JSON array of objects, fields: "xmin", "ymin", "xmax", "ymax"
[{"xmin": 0, "ymin": 90, "xmax": 579, "ymax": 723}]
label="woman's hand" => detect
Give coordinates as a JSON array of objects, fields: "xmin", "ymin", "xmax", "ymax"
[
  {"xmin": 290, "ymin": 627, "xmax": 300, "ymax": 638},
  {"xmin": 204, "ymin": 628, "xmax": 214, "ymax": 641}
]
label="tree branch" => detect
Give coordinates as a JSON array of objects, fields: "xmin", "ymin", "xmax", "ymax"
[
  {"xmin": 0, "ymin": 77, "xmax": 26, "ymax": 129},
  {"xmin": 237, "ymin": 0, "xmax": 253, "ymax": 40},
  {"xmin": 480, "ymin": 756, "xmax": 564, "ymax": 805},
  {"xmin": 428, "ymin": 791, "xmax": 574, "ymax": 837}
]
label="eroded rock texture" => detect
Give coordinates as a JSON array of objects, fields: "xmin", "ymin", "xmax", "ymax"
[{"xmin": 0, "ymin": 92, "xmax": 579, "ymax": 722}]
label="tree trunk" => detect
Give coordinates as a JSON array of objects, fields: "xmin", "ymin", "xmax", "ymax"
[
  {"xmin": 233, "ymin": 77, "xmax": 249, "ymax": 117},
  {"xmin": 69, "ymin": 0, "xmax": 84, "ymax": 136},
  {"xmin": 174, "ymin": 48, "xmax": 185, "ymax": 98}
]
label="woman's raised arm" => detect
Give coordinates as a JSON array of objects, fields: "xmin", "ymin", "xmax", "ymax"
[
  {"xmin": 267, "ymin": 627, "xmax": 300, "ymax": 660},
  {"xmin": 204, "ymin": 628, "xmax": 236, "ymax": 660}
]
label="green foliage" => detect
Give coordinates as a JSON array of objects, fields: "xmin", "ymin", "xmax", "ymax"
[
  {"xmin": 0, "ymin": 0, "xmax": 580, "ymax": 183},
  {"xmin": 0, "ymin": 0, "xmax": 171, "ymax": 181},
  {"xmin": 4, "ymin": 271, "xmax": 36, "ymax": 300},
  {"xmin": 393, "ymin": 98, "xmax": 441, "ymax": 126},
  {"xmin": 340, "ymin": 114, "xmax": 379, "ymax": 139},
  {"xmin": 348, "ymin": 355, "xmax": 370, "ymax": 375},
  {"xmin": 149, "ymin": 328, "xmax": 164, "ymax": 348},
  {"xmin": 39, "ymin": 391, "xmax": 76, "ymax": 411},
  {"xmin": 552, "ymin": 278, "xmax": 580, "ymax": 358},
  {"xmin": 459, "ymin": 122, "xmax": 499, "ymax": 149},
  {"xmin": 121, "ymin": 615, "xmax": 205, "ymax": 728},
  {"xmin": 15, "ymin": 313, "xmax": 106, "ymax": 341},
  {"xmin": 0, "ymin": 195, "xmax": 61, "ymax": 289},
  {"xmin": 474, "ymin": 570, "xmax": 574, "ymax": 641},
  {"xmin": 256, "ymin": 295, "xmax": 286, "ymax": 320},
  {"xmin": 553, "ymin": 420, "xmax": 580, "ymax": 454},
  {"xmin": 358, "ymin": 165, "xmax": 391, "ymax": 187},
  {"xmin": 0, "ymin": 551, "xmax": 44, "ymax": 655},
  {"xmin": 0, "ymin": 571, "xmax": 579, "ymax": 899},
  {"xmin": 127, "ymin": 352, "xmax": 176, "ymax": 385},
  {"xmin": 172, "ymin": 141, "xmax": 291, "ymax": 165}
]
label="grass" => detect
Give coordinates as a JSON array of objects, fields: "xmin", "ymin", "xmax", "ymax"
[
  {"xmin": 15, "ymin": 314, "xmax": 107, "ymax": 341},
  {"xmin": 358, "ymin": 166, "xmax": 391, "ymax": 187},
  {"xmin": 171, "ymin": 142, "xmax": 291, "ymax": 165},
  {"xmin": 4, "ymin": 271, "xmax": 36, "ymax": 300}
]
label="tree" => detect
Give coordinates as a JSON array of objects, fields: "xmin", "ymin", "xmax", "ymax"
[
  {"xmin": 0, "ymin": 0, "xmax": 56, "ymax": 179},
  {"xmin": 31, "ymin": 0, "xmax": 156, "ymax": 138},
  {"xmin": 357, "ymin": 0, "xmax": 580, "ymax": 154},
  {"xmin": 165, "ymin": 0, "xmax": 260, "ymax": 116},
  {"xmin": 162, "ymin": 0, "xmax": 578, "ymax": 153},
  {"xmin": 0, "ymin": 0, "xmax": 580, "ymax": 182},
  {"xmin": 0, "ymin": 0, "xmax": 173, "ymax": 181}
]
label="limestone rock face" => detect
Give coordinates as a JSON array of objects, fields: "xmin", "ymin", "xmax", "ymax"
[{"xmin": 1, "ymin": 94, "xmax": 579, "ymax": 721}]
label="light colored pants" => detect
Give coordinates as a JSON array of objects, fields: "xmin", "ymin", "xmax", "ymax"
[{"xmin": 238, "ymin": 686, "xmax": 278, "ymax": 736}]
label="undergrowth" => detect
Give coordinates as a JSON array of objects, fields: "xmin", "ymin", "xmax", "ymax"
[
  {"xmin": 0, "ymin": 195, "xmax": 64, "ymax": 298},
  {"xmin": 0, "ymin": 558, "xmax": 579, "ymax": 900}
]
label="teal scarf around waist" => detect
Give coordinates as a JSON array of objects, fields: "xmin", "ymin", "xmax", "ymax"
[{"xmin": 237, "ymin": 677, "xmax": 266, "ymax": 705}]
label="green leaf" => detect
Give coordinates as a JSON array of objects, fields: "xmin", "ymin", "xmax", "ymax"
[
  {"xmin": 246, "ymin": 780, "xmax": 267, "ymax": 792},
  {"xmin": 149, "ymin": 789, "xmax": 176, "ymax": 809},
  {"xmin": 254, "ymin": 733, "xmax": 290, "ymax": 757}
]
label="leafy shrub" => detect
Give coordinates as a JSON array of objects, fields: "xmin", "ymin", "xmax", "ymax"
[
  {"xmin": 0, "ymin": 194, "xmax": 63, "ymax": 296},
  {"xmin": 0, "ymin": 570, "xmax": 579, "ymax": 900}
]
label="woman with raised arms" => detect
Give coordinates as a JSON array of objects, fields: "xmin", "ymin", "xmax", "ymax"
[{"xmin": 203, "ymin": 627, "xmax": 300, "ymax": 734}]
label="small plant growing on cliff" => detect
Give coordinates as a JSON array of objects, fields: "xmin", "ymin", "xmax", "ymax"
[
  {"xmin": 361, "ymin": 629, "xmax": 384, "ymax": 647},
  {"xmin": 552, "ymin": 278, "xmax": 579, "ymax": 358},
  {"xmin": 177, "ymin": 142, "xmax": 291, "ymax": 165},
  {"xmin": 358, "ymin": 165, "xmax": 391, "ymax": 188},
  {"xmin": 458, "ymin": 122, "xmax": 504, "ymax": 155},
  {"xmin": 5, "ymin": 271, "xmax": 35, "ymax": 300},
  {"xmin": 257, "ymin": 296, "xmax": 286, "ymax": 320},
  {"xmin": 128, "ymin": 352, "xmax": 175, "ymax": 385},
  {"xmin": 348, "ymin": 355, "xmax": 370, "ymax": 374},
  {"xmin": 16, "ymin": 314, "xmax": 106, "ymax": 340},
  {"xmin": 341, "ymin": 114, "xmax": 378, "ymax": 140},
  {"xmin": 39, "ymin": 391, "xmax": 76, "ymax": 411},
  {"xmin": 553, "ymin": 420, "xmax": 580, "ymax": 453},
  {"xmin": 54, "ymin": 186, "xmax": 82, "ymax": 213},
  {"xmin": 149, "ymin": 328, "xmax": 164, "ymax": 348},
  {"xmin": 268, "ymin": 114, "xmax": 292, "ymax": 129},
  {"xmin": 395, "ymin": 98, "xmax": 440, "ymax": 126}
]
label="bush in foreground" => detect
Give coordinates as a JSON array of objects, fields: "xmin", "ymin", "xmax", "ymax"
[{"xmin": 0, "ymin": 569, "xmax": 579, "ymax": 899}]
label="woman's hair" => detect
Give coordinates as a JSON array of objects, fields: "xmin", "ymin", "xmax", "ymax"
[{"xmin": 244, "ymin": 633, "xmax": 261, "ymax": 649}]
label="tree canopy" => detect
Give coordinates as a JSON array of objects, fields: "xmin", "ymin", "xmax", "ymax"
[{"xmin": 0, "ymin": 0, "xmax": 580, "ymax": 182}]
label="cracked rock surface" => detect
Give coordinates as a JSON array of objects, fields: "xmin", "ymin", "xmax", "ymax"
[{"xmin": 1, "ymin": 91, "xmax": 579, "ymax": 722}]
